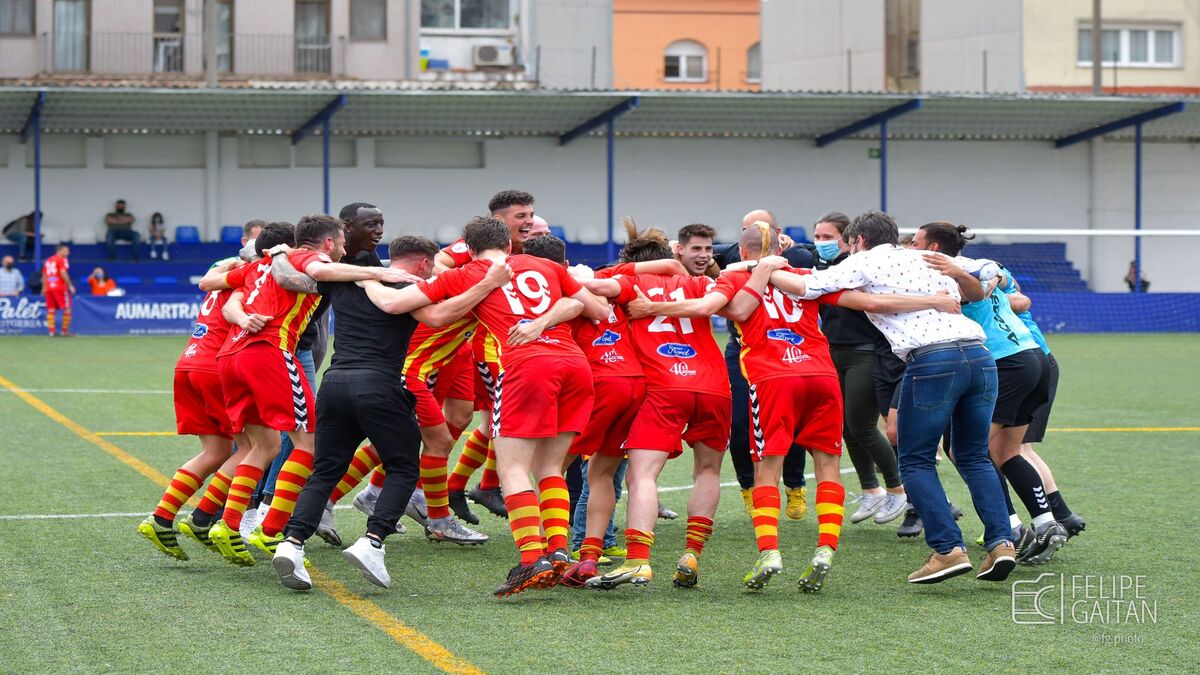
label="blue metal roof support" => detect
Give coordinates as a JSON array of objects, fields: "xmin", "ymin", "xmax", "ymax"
[
  {"xmin": 1054, "ymin": 102, "xmax": 1185, "ymax": 148},
  {"xmin": 19, "ymin": 91, "xmax": 46, "ymax": 264},
  {"xmin": 292, "ymin": 94, "xmax": 348, "ymax": 214},
  {"xmin": 814, "ymin": 98, "xmax": 922, "ymax": 148},
  {"xmin": 559, "ymin": 97, "xmax": 639, "ymax": 146}
]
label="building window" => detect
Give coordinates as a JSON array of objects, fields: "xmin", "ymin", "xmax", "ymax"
[
  {"xmin": 0, "ymin": 0, "xmax": 35, "ymax": 35},
  {"xmin": 53, "ymin": 0, "xmax": 88, "ymax": 72},
  {"xmin": 153, "ymin": 0, "xmax": 183, "ymax": 73},
  {"xmin": 351, "ymin": 0, "xmax": 386, "ymax": 40},
  {"xmin": 664, "ymin": 39, "xmax": 706, "ymax": 82},
  {"xmin": 296, "ymin": 0, "xmax": 331, "ymax": 73},
  {"xmin": 1078, "ymin": 26, "xmax": 1179, "ymax": 67},
  {"xmin": 421, "ymin": 0, "xmax": 510, "ymax": 31},
  {"xmin": 746, "ymin": 42, "xmax": 761, "ymax": 83}
]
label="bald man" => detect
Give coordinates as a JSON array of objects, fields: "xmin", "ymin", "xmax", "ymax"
[{"xmin": 712, "ymin": 210, "xmax": 814, "ymax": 519}]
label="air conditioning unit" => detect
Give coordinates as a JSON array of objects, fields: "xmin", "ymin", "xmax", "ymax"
[{"xmin": 473, "ymin": 43, "xmax": 515, "ymax": 67}]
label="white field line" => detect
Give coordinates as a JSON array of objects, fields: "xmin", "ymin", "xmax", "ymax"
[
  {"xmin": 0, "ymin": 467, "xmax": 862, "ymax": 521},
  {"xmin": 0, "ymin": 388, "xmax": 171, "ymax": 394}
]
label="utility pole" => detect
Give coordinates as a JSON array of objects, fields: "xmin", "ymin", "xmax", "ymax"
[{"xmin": 1092, "ymin": 0, "xmax": 1102, "ymax": 94}]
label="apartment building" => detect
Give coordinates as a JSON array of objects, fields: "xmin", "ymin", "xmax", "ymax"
[{"xmin": 612, "ymin": 0, "xmax": 759, "ymax": 90}]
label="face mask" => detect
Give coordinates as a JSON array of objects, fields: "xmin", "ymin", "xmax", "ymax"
[{"xmin": 814, "ymin": 240, "xmax": 841, "ymax": 261}]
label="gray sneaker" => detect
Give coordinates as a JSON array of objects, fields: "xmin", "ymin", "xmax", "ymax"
[
  {"xmin": 425, "ymin": 516, "xmax": 489, "ymax": 545},
  {"xmin": 850, "ymin": 492, "xmax": 887, "ymax": 523},
  {"xmin": 405, "ymin": 488, "xmax": 429, "ymax": 528},
  {"xmin": 873, "ymin": 493, "xmax": 909, "ymax": 524}
]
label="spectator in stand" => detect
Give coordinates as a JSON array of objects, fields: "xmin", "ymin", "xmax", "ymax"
[
  {"xmin": 148, "ymin": 212, "xmax": 169, "ymax": 261},
  {"xmin": 105, "ymin": 199, "xmax": 141, "ymax": 261},
  {"xmin": 1124, "ymin": 261, "xmax": 1149, "ymax": 293},
  {"xmin": 0, "ymin": 255, "xmax": 24, "ymax": 296},
  {"xmin": 88, "ymin": 267, "xmax": 118, "ymax": 296},
  {"xmin": 3, "ymin": 211, "xmax": 40, "ymax": 261}
]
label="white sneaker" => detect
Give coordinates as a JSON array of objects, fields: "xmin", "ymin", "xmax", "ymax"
[
  {"xmin": 873, "ymin": 493, "xmax": 909, "ymax": 524},
  {"xmin": 343, "ymin": 536, "xmax": 391, "ymax": 588},
  {"xmin": 353, "ymin": 485, "xmax": 380, "ymax": 517},
  {"xmin": 316, "ymin": 505, "xmax": 342, "ymax": 547},
  {"xmin": 240, "ymin": 503, "xmax": 266, "ymax": 540},
  {"xmin": 406, "ymin": 489, "xmax": 429, "ymax": 528},
  {"xmin": 272, "ymin": 540, "xmax": 312, "ymax": 591},
  {"xmin": 850, "ymin": 492, "xmax": 887, "ymax": 523}
]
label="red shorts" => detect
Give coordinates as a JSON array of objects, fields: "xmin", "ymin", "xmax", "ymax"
[
  {"xmin": 569, "ymin": 376, "xmax": 647, "ymax": 458},
  {"xmin": 217, "ymin": 343, "xmax": 316, "ymax": 434},
  {"xmin": 44, "ymin": 289, "xmax": 71, "ymax": 311},
  {"xmin": 173, "ymin": 368, "xmax": 234, "ymax": 438},
  {"xmin": 749, "ymin": 375, "xmax": 843, "ymax": 459},
  {"xmin": 492, "ymin": 355, "xmax": 594, "ymax": 439},
  {"xmin": 433, "ymin": 344, "xmax": 475, "ymax": 404},
  {"xmin": 625, "ymin": 389, "xmax": 732, "ymax": 458}
]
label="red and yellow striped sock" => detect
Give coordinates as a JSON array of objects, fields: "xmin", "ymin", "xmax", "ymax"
[
  {"xmin": 537, "ymin": 476, "xmax": 571, "ymax": 552},
  {"xmin": 195, "ymin": 470, "xmax": 232, "ymax": 517},
  {"xmin": 153, "ymin": 468, "xmax": 203, "ymax": 527},
  {"xmin": 479, "ymin": 442, "xmax": 500, "ymax": 491},
  {"xmin": 751, "ymin": 486, "xmax": 781, "ymax": 552},
  {"xmin": 447, "ymin": 428, "xmax": 488, "ymax": 492},
  {"xmin": 815, "ymin": 481, "xmax": 846, "ymax": 551},
  {"xmin": 368, "ymin": 466, "xmax": 387, "ymax": 489},
  {"xmin": 421, "ymin": 455, "xmax": 451, "ymax": 520},
  {"xmin": 330, "ymin": 445, "xmax": 381, "ymax": 504},
  {"xmin": 685, "ymin": 516, "xmax": 714, "ymax": 556},
  {"xmin": 260, "ymin": 448, "xmax": 315, "ymax": 536},
  {"xmin": 505, "ymin": 490, "xmax": 545, "ymax": 565},
  {"xmin": 625, "ymin": 528, "xmax": 655, "ymax": 565},
  {"xmin": 580, "ymin": 536, "xmax": 603, "ymax": 562},
  {"xmin": 221, "ymin": 464, "xmax": 263, "ymax": 531}
]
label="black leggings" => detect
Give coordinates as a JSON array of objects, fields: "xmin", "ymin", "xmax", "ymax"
[
  {"xmin": 832, "ymin": 346, "xmax": 901, "ymax": 490},
  {"xmin": 285, "ymin": 370, "xmax": 421, "ymax": 542},
  {"xmin": 726, "ymin": 338, "xmax": 806, "ymax": 490}
]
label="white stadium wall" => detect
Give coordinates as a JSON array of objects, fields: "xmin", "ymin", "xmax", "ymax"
[{"xmin": 1, "ymin": 132, "xmax": 1197, "ymax": 291}]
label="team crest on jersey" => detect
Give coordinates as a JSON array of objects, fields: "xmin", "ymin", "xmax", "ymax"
[
  {"xmin": 766, "ymin": 328, "xmax": 804, "ymax": 345},
  {"xmin": 593, "ymin": 330, "xmax": 622, "ymax": 347},
  {"xmin": 657, "ymin": 343, "xmax": 697, "ymax": 359},
  {"xmin": 191, "ymin": 323, "xmax": 209, "ymax": 339}
]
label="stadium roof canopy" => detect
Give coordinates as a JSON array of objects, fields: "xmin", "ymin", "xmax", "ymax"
[{"xmin": 1, "ymin": 86, "xmax": 1197, "ymax": 143}]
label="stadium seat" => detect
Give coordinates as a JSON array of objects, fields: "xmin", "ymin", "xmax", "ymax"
[
  {"xmin": 220, "ymin": 226, "xmax": 242, "ymax": 245},
  {"xmin": 784, "ymin": 226, "xmax": 811, "ymax": 244},
  {"xmin": 549, "ymin": 225, "xmax": 568, "ymax": 240},
  {"xmin": 175, "ymin": 225, "xmax": 201, "ymax": 244}
]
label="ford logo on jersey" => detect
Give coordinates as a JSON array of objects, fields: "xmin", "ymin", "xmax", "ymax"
[
  {"xmin": 657, "ymin": 343, "xmax": 697, "ymax": 358},
  {"xmin": 766, "ymin": 328, "xmax": 803, "ymax": 345},
  {"xmin": 192, "ymin": 323, "xmax": 209, "ymax": 339},
  {"xmin": 593, "ymin": 330, "xmax": 622, "ymax": 347}
]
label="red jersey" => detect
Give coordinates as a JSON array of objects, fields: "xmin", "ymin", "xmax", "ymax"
[
  {"xmin": 711, "ymin": 267, "xmax": 842, "ymax": 383},
  {"xmin": 403, "ymin": 317, "xmax": 479, "ymax": 385},
  {"xmin": 419, "ymin": 255, "xmax": 586, "ymax": 369},
  {"xmin": 614, "ymin": 272, "xmax": 729, "ymax": 396},
  {"xmin": 219, "ymin": 249, "xmax": 327, "ymax": 357},
  {"xmin": 177, "ymin": 262, "xmax": 251, "ymax": 373},
  {"xmin": 440, "ymin": 239, "xmax": 473, "ymax": 268},
  {"xmin": 42, "ymin": 254, "xmax": 69, "ymax": 292},
  {"xmin": 570, "ymin": 263, "xmax": 641, "ymax": 378}
]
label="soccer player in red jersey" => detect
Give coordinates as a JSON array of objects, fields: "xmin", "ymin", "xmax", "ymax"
[
  {"xmin": 205, "ymin": 215, "xmax": 411, "ymax": 566},
  {"xmin": 577, "ymin": 225, "xmax": 732, "ymax": 591},
  {"xmin": 359, "ymin": 216, "xmax": 609, "ymax": 596},
  {"xmin": 629, "ymin": 223, "xmax": 961, "ymax": 592},
  {"xmin": 41, "ymin": 243, "xmax": 76, "ymax": 336}
]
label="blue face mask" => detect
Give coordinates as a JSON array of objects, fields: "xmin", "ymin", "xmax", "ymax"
[{"xmin": 814, "ymin": 240, "xmax": 842, "ymax": 261}]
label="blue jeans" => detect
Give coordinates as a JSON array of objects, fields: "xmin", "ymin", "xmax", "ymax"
[
  {"xmin": 260, "ymin": 348, "xmax": 317, "ymax": 500},
  {"xmin": 106, "ymin": 228, "xmax": 142, "ymax": 259},
  {"xmin": 571, "ymin": 458, "xmax": 627, "ymax": 550},
  {"xmin": 897, "ymin": 343, "xmax": 1011, "ymax": 553}
]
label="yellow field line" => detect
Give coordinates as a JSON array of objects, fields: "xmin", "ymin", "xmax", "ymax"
[
  {"xmin": 1047, "ymin": 427, "xmax": 1200, "ymax": 432},
  {"xmin": 96, "ymin": 431, "xmax": 176, "ymax": 436},
  {"xmin": 0, "ymin": 372, "xmax": 485, "ymax": 675}
]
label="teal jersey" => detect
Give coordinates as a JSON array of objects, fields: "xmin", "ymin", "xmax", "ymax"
[
  {"xmin": 962, "ymin": 287, "xmax": 1040, "ymax": 361},
  {"xmin": 998, "ymin": 276, "xmax": 1050, "ymax": 354}
]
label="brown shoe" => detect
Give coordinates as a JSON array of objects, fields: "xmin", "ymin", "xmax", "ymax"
[
  {"xmin": 907, "ymin": 547, "xmax": 972, "ymax": 584},
  {"xmin": 976, "ymin": 541, "xmax": 1017, "ymax": 581}
]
